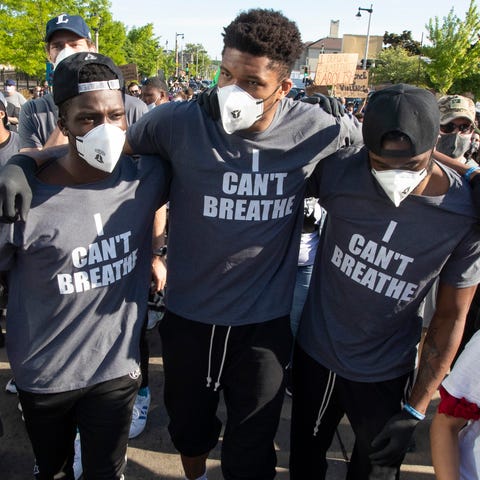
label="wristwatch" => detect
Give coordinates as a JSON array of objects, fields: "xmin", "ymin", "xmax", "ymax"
[{"xmin": 153, "ymin": 246, "xmax": 167, "ymax": 257}]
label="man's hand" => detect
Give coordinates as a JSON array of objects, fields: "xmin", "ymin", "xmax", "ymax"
[
  {"xmin": 369, "ymin": 410, "xmax": 419, "ymax": 466},
  {"xmin": 301, "ymin": 94, "xmax": 344, "ymax": 119},
  {"xmin": 151, "ymin": 256, "xmax": 167, "ymax": 292},
  {"xmin": 196, "ymin": 87, "xmax": 220, "ymax": 121},
  {"xmin": 0, "ymin": 162, "xmax": 33, "ymax": 222}
]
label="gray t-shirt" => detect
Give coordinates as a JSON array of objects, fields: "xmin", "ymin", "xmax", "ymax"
[
  {"xmin": 19, "ymin": 93, "xmax": 147, "ymax": 149},
  {"xmin": 127, "ymin": 98, "xmax": 360, "ymax": 326},
  {"xmin": 0, "ymin": 155, "xmax": 170, "ymax": 393},
  {"xmin": 298, "ymin": 146, "xmax": 480, "ymax": 382},
  {"xmin": 0, "ymin": 131, "xmax": 20, "ymax": 166}
]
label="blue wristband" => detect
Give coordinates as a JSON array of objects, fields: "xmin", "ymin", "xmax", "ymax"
[
  {"xmin": 403, "ymin": 403, "xmax": 425, "ymax": 421},
  {"xmin": 464, "ymin": 166, "xmax": 480, "ymax": 181}
]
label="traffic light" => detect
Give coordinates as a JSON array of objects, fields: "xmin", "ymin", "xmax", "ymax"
[
  {"xmin": 303, "ymin": 66, "xmax": 308, "ymax": 77},
  {"xmin": 185, "ymin": 63, "xmax": 189, "ymax": 74}
]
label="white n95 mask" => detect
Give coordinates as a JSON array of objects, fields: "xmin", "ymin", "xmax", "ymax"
[
  {"xmin": 217, "ymin": 84, "xmax": 264, "ymax": 134},
  {"xmin": 371, "ymin": 168, "xmax": 427, "ymax": 207},
  {"xmin": 53, "ymin": 46, "xmax": 78, "ymax": 70},
  {"xmin": 75, "ymin": 123, "xmax": 126, "ymax": 173}
]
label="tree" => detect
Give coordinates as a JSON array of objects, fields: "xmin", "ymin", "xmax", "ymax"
[
  {"xmin": 423, "ymin": 0, "xmax": 480, "ymax": 94},
  {"xmin": 370, "ymin": 47, "xmax": 426, "ymax": 86},
  {"xmin": 0, "ymin": 0, "xmax": 120, "ymax": 79},
  {"xmin": 182, "ymin": 43, "xmax": 211, "ymax": 79},
  {"xmin": 383, "ymin": 31, "xmax": 421, "ymax": 55},
  {"xmin": 124, "ymin": 24, "xmax": 162, "ymax": 79}
]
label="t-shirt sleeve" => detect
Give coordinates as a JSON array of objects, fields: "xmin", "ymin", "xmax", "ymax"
[
  {"xmin": 18, "ymin": 101, "xmax": 42, "ymax": 149},
  {"xmin": 126, "ymin": 106, "xmax": 171, "ymax": 158},
  {"xmin": 440, "ymin": 227, "xmax": 480, "ymax": 287},
  {"xmin": 438, "ymin": 385, "xmax": 480, "ymax": 421}
]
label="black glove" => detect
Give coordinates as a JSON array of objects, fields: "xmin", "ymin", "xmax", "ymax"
[
  {"xmin": 0, "ymin": 154, "xmax": 36, "ymax": 222},
  {"xmin": 301, "ymin": 93, "xmax": 344, "ymax": 119},
  {"xmin": 369, "ymin": 410, "xmax": 419, "ymax": 466},
  {"xmin": 196, "ymin": 86, "xmax": 220, "ymax": 121}
]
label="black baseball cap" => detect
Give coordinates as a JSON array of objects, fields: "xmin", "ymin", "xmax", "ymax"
[
  {"xmin": 45, "ymin": 14, "xmax": 92, "ymax": 42},
  {"xmin": 53, "ymin": 52, "xmax": 124, "ymax": 106},
  {"xmin": 363, "ymin": 84, "xmax": 440, "ymax": 158}
]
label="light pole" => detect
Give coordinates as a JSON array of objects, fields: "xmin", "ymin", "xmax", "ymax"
[
  {"xmin": 356, "ymin": 4, "xmax": 373, "ymax": 70},
  {"xmin": 174, "ymin": 32, "xmax": 184, "ymax": 78},
  {"xmin": 90, "ymin": 12, "xmax": 102, "ymax": 51}
]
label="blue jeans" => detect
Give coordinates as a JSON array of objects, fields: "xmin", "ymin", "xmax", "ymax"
[{"xmin": 290, "ymin": 264, "xmax": 313, "ymax": 338}]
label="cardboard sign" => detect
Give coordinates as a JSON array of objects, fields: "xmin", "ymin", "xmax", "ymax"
[
  {"xmin": 314, "ymin": 53, "xmax": 358, "ymax": 86},
  {"xmin": 118, "ymin": 63, "xmax": 138, "ymax": 81},
  {"xmin": 335, "ymin": 70, "xmax": 370, "ymax": 98}
]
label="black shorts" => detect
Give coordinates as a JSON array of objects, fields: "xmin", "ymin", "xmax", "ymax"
[{"xmin": 159, "ymin": 311, "xmax": 292, "ymax": 480}]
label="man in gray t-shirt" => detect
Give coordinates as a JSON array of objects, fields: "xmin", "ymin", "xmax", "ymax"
[
  {"xmin": 0, "ymin": 10, "xmax": 360, "ymax": 480},
  {"xmin": 0, "ymin": 93, "xmax": 19, "ymax": 166},
  {"xmin": 0, "ymin": 52, "xmax": 169, "ymax": 480},
  {"xmin": 18, "ymin": 13, "xmax": 147, "ymax": 152},
  {"xmin": 290, "ymin": 84, "xmax": 480, "ymax": 480}
]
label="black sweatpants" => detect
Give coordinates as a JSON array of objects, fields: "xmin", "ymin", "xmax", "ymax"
[
  {"xmin": 159, "ymin": 311, "xmax": 292, "ymax": 480},
  {"xmin": 18, "ymin": 373, "xmax": 140, "ymax": 480},
  {"xmin": 290, "ymin": 344, "xmax": 412, "ymax": 480}
]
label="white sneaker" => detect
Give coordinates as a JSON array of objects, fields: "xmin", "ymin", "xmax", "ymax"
[
  {"xmin": 73, "ymin": 432, "xmax": 83, "ymax": 480},
  {"xmin": 129, "ymin": 388, "xmax": 151, "ymax": 438},
  {"xmin": 147, "ymin": 309, "xmax": 164, "ymax": 330}
]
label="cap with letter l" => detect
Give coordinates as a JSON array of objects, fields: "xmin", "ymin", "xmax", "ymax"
[{"xmin": 45, "ymin": 13, "xmax": 92, "ymax": 42}]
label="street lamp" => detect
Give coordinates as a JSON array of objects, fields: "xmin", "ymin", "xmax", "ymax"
[
  {"xmin": 175, "ymin": 32, "xmax": 184, "ymax": 78},
  {"xmin": 356, "ymin": 4, "xmax": 373, "ymax": 70},
  {"xmin": 90, "ymin": 12, "xmax": 102, "ymax": 51}
]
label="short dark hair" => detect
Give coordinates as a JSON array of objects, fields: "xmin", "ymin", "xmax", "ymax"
[
  {"xmin": 58, "ymin": 63, "xmax": 120, "ymax": 119},
  {"xmin": 222, "ymin": 9, "xmax": 303, "ymax": 79},
  {"xmin": 143, "ymin": 76, "xmax": 168, "ymax": 92}
]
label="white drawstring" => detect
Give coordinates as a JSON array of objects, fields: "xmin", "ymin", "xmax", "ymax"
[
  {"xmin": 214, "ymin": 326, "xmax": 231, "ymax": 391},
  {"xmin": 205, "ymin": 325, "xmax": 232, "ymax": 391},
  {"xmin": 206, "ymin": 325, "xmax": 216, "ymax": 388},
  {"xmin": 313, "ymin": 370, "xmax": 336, "ymax": 436}
]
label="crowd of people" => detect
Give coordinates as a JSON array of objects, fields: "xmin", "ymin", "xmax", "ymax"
[{"xmin": 1, "ymin": 8, "xmax": 480, "ymax": 480}]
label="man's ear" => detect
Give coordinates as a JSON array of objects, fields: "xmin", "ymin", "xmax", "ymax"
[
  {"xmin": 279, "ymin": 78, "xmax": 293, "ymax": 99},
  {"xmin": 57, "ymin": 118, "xmax": 68, "ymax": 136}
]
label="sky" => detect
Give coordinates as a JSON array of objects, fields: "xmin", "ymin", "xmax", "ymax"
[{"xmin": 110, "ymin": 0, "xmax": 475, "ymax": 60}]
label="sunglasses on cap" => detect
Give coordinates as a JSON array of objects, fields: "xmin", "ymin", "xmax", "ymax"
[{"xmin": 440, "ymin": 122, "xmax": 474, "ymax": 134}]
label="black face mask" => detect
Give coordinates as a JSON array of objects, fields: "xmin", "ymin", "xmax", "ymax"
[{"xmin": 436, "ymin": 133, "xmax": 472, "ymax": 158}]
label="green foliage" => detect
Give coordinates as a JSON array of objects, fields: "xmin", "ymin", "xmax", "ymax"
[
  {"xmin": 0, "ymin": 0, "xmax": 117, "ymax": 79},
  {"xmin": 0, "ymin": 0, "xmax": 215, "ymax": 83},
  {"xmin": 371, "ymin": 47, "xmax": 426, "ymax": 86},
  {"xmin": 383, "ymin": 31, "xmax": 421, "ymax": 55},
  {"xmin": 182, "ymin": 43, "xmax": 210, "ymax": 78},
  {"xmin": 423, "ymin": 0, "xmax": 480, "ymax": 94},
  {"xmin": 124, "ymin": 23, "xmax": 161, "ymax": 78}
]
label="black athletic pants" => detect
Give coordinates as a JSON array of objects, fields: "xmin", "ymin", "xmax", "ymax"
[
  {"xmin": 18, "ymin": 374, "xmax": 140, "ymax": 480},
  {"xmin": 290, "ymin": 344, "xmax": 412, "ymax": 480}
]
